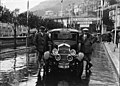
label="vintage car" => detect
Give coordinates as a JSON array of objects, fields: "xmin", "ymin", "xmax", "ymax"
[{"xmin": 42, "ymin": 28, "xmax": 84, "ymax": 78}]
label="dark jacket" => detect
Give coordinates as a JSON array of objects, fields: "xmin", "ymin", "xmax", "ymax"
[
  {"xmin": 79, "ymin": 33, "xmax": 93, "ymax": 54},
  {"xmin": 33, "ymin": 32, "xmax": 48, "ymax": 52}
]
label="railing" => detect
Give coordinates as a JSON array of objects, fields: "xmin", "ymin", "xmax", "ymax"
[{"xmin": 0, "ymin": 46, "xmax": 36, "ymax": 57}]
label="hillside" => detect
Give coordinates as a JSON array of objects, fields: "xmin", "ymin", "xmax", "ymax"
[
  {"xmin": 30, "ymin": 0, "xmax": 59, "ymax": 11},
  {"xmin": 30, "ymin": 0, "xmax": 119, "ymax": 17},
  {"xmin": 30, "ymin": 0, "xmax": 85, "ymax": 16}
]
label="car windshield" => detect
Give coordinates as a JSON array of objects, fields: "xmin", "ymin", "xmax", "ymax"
[{"xmin": 52, "ymin": 31, "xmax": 77, "ymax": 41}]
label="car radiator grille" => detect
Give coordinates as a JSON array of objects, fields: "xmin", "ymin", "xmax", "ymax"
[
  {"xmin": 58, "ymin": 49, "xmax": 70, "ymax": 54},
  {"xmin": 58, "ymin": 46, "xmax": 70, "ymax": 63},
  {"xmin": 58, "ymin": 54, "xmax": 68, "ymax": 63}
]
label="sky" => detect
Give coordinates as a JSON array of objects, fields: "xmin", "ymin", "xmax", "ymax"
[{"xmin": 1, "ymin": 0, "xmax": 47, "ymax": 13}]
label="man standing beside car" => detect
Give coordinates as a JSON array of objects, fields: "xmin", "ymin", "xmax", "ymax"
[
  {"xmin": 33, "ymin": 26, "xmax": 48, "ymax": 66},
  {"xmin": 79, "ymin": 28, "xmax": 94, "ymax": 78}
]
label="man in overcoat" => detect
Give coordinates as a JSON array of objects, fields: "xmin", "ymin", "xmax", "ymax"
[
  {"xmin": 79, "ymin": 28, "xmax": 94, "ymax": 78},
  {"xmin": 34, "ymin": 26, "xmax": 48, "ymax": 64}
]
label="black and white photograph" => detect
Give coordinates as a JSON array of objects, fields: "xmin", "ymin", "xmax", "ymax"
[{"xmin": 0, "ymin": 0, "xmax": 120, "ymax": 86}]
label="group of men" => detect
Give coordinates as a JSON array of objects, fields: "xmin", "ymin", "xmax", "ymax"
[{"xmin": 33, "ymin": 26, "xmax": 95, "ymax": 78}]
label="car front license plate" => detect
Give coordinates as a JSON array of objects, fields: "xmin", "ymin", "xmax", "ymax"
[{"xmin": 58, "ymin": 65, "xmax": 69, "ymax": 69}]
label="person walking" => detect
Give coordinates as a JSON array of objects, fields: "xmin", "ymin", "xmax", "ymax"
[
  {"xmin": 114, "ymin": 31, "xmax": 120, "ymax": 51},
  {"xmin": 79, "ymin": 28, "xmax": 94, "ymax": 78},
  {"xmin": 116, "ymin": 32, "xmax": 119, "ymax": 48},
  {"xmin": 107, "ymin": 32, "xmax": 112, "ymax": 44}
]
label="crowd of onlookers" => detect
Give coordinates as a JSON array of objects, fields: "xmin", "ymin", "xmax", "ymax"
[{"xmin": 90, "ymin": 30, "xmax": 120, "ymax": 52}]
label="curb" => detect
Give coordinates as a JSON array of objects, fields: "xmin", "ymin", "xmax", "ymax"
[{"xmin": 103, "ymin": 43, "xmax": 119, "ymax": 78}]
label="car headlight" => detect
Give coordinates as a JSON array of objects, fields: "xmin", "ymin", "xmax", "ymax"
[
  {"xmin": 52, "ymin": 48, "xmax": 58, "ymax": 55},
  {"xmin": 70, "ymin": 49, "xmax": 76, "ymax": 56},
  {"xmin": 77, "ymin": 52, "xmax": 84, "ymax": 61},
  {"xmin": 44, "ymin": 51, "xmax": 50, "ymax": 60},
  {"xmin": 67, "ymin": 54, "xmax": 73, "ymax": 62},
  {"xmin": 55, "ymin": 54, "xmax": 61, "ymax": 61}
]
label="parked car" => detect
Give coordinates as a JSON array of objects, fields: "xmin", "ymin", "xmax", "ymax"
[{"xmin": 41, "ymin": 28, "xmax": 84, "ymax": 78}]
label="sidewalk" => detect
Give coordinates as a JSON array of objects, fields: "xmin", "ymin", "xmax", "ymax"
[{"xmin": 104, "ymin": 42, "xmax": 119, "ymax": 77}]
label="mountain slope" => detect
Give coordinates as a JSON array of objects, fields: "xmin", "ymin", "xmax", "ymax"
[
  {"xmin": 30, "ymin": 0, "xmax": 84, "ymax": 16},
  {"xmin": 31, "ymin": 0, "xmax": 119, "ymax": 16},
  {"xmin": 30, "ymin": 0, "xmax": 59, "ymax": 11}
]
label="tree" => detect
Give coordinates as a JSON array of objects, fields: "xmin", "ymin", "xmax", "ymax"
[
  {"xmin": 18, "ymin": 11, "xmax": 63, "ymax": 30},
  {"xmin": 18, "ymin": 12, "xmax": 28, "ymax": 26},
  {"xmin": 0, "ymin": 6, "xmax": 13, "ymax": 23},
  {"xmin": 0, "ymin": 5, "xmax": 63, "ymax": 32},
  {"xmin": 108, "ymin": 0, "xmax": 117, "ymax": 5}
]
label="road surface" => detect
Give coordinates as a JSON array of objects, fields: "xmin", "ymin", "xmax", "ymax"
[{"xmin": 0, "ymin": 43, "xmax": 119, "ymax": 86}]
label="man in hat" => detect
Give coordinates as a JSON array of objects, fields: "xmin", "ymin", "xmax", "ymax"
[
  {"xmin": 34, "ymin": 26, "xmax": 48, "ymax": 64},
  {"xmin": 34, "ymin": 26, "xmax": 49, "ymax": 86},
  {"xmin": 79, "ymin": 28, "xmax": 94, "ymax": 78}
]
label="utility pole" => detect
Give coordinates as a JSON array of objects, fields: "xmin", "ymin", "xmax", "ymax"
[
  {"xmin": 96, "ymin": 7, "xmax": 98, "ymax": 32},
  {"xmin": 13, "ymin": 8, "xmax": 19, "ymax": 86},
  {"xmin": 68, "ymin": 4, "xmax": 72, "ymax": 28},
  {"xmin": 60, "ymin": 0, "xmax": 64, "ymax": 27},
  {"xmin": 26, "ymin": 0, "xmax": 30, "ymax": 48},
  {"xmin": 67, "ymin": 4, "xmax": 71, "ymax": 28},
  {"xmin": 26, "ymin": 0, "xmax": 30, "ymax": 67},
  {"xmin": 101, "ymin": 0, "xmax": 104, "ymax": 34},
  {"xmin": 114, "ymin": 5, "xmax": 118, "ymax": 51},
  {"xmin": 61, "ymin": 0, "xmax": 63, "ymax": 17},
  {"xmin": 13, "ymin": 8, "xmax": 19, "ymax": 50}
]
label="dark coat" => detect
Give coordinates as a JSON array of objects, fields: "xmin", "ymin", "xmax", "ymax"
[
  {"xmin": 33, "ymin": 32, "xmax": 48, "ymax": 52},
  {"xmin": 107, "ymin": 33, "xmax": 112, "ymax": 42},
  {"xmin": 79, "ymin": 33, "xmax": 93, "ymax": 54}
]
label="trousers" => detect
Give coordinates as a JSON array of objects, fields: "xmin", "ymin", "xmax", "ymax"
[{"xmin": 38, "ymin": 51, "xmax": 44, "ymax": 63}]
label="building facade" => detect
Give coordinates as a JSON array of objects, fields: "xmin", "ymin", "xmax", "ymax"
[
  {"xmin": 0, "ymin": 23, "xmax": 14, "ymax": 37},
  {"xmin": 109, "ymin": 3, "xmax": 120, "ymax": 28},
  {"xmin": 0, "ymin": 23, "xmax": 28, "ymax": 37}
]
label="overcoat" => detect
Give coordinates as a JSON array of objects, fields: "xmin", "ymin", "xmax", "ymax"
[
  {"xmin": 33, "ymin": 32, "xmax": 48, "ymax": 52},
  {"xmin": 79, "ymin": 33, "xmax": 93, "ymax": 54}
]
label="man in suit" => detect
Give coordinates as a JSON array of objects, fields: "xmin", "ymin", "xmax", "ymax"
[
  {"xmin": 34, "ymin": 26, "xmax": 48, "ymax": 64},
  {"xmin": 79, "ymin": 28, "xmax": 93, "ymax": 78},
  {"xmin": 34, "ymin": 26, "xmax": 49, "ymax": 85}
]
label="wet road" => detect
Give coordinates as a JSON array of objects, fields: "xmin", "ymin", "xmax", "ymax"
[
  {"xmin": 89, "ymin": 43, "xmax": 118, "ymax": 86},
  {"xmin": 0, "ymin": 48, "xmax": 38, "ymax": 86},
  {"xmin": 35, "ymin": 43, "xmax": 118, "ymax": 86},
  {"xmin": 0, "ymin": 43, "xmax": 119, "ymax": 86}
]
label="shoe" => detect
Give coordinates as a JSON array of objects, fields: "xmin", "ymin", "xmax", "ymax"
[
  {"xmin": 86, "ymin": 70, "xmax": 92, "ymax": 77},
  {"xmin": 89, "ymin": 63, "xmax": 93, "ymax": 69},
  {"xmin": 36, "ymin": 80, "xmax": 43, "ymax": 86}
]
